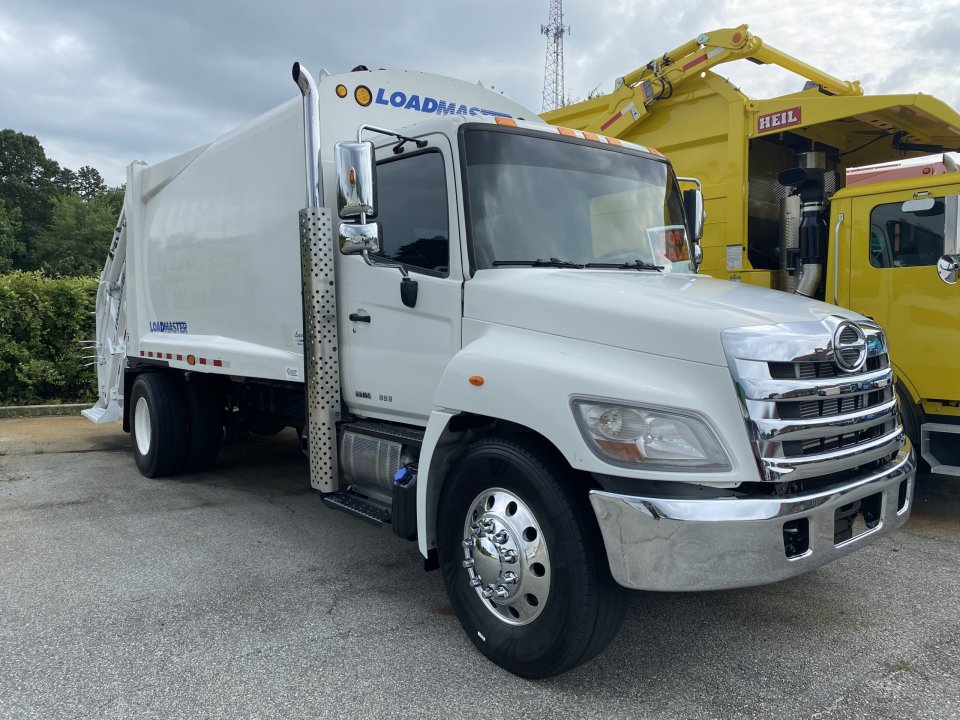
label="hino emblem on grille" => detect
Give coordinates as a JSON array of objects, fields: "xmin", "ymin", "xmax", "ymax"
[{"xmin": 833, "ymin": 321, "xmax": 868, "ymax": 372}]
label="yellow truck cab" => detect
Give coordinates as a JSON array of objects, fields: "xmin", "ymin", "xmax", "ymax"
[
  {"xmin": 544, "ymin": 24, "xmax": 960, "ymax": 474},
  {"xmin": 832, "ymin": 172, "xmax": 960, "ymax": 472}
]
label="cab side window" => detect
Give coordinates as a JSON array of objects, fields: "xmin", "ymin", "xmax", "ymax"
[
  {"xmin": 869, "ymin": 198, "xmax": 945, "ymax": 268},
  {"xmin": 375, "ymin": 150, "xmax": 449, "ymax": 275}
]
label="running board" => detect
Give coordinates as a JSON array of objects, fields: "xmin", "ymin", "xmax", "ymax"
[
  {"xmin": 322, "ymin": 491, "xmax": 392, "ymax": 526},
  {"xmin": 921, "ymin": 422, "xmax": 960, "ymax": 477}
]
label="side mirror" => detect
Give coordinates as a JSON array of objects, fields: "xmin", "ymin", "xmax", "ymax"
[
  {"xmin": 938, "ymin": 254, "xmax": 960, "ymax": 285},
  {"xmin": 339, "ymin": 222, "xmax": 380, "ymax": 255},
  {"xmin": 682, "ymin": 187, "xmax": 705, "ymax": 242},
  {"xmin": 335, "ymin": 141, "xmax": 376, "ymax": 219}
]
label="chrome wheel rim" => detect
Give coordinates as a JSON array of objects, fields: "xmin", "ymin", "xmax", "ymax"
[
  {"xmin": 134, "ymin": 396, "xmax": 152, "ymax": 456},
  {"xmin": 461, "ymin": 487, "xmax": 551, "ymax": 626}
]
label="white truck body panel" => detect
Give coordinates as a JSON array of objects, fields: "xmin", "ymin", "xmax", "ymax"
[{"xmin": 122, "ymin": 71, "xmax": 537, "ymax": 388}]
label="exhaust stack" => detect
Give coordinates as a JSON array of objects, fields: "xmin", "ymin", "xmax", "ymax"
[
  {"xmin": 293, "ymin": 62, "xmax": 322, "ymax": 208},
  {"xmin": 779, "ymin": 153, "xmax": 828, "ymax": 299}
]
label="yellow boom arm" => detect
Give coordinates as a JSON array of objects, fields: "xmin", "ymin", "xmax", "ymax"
[{"xmin": 546, "ymin": 24, "xmax": 862, "ymax": 135}]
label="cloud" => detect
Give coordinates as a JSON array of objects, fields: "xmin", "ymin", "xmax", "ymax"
[{"xmin": 2, "ymin": 1, "xmax": 959, "ymax": 185}]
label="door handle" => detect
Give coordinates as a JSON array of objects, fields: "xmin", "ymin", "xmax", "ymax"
[{"xmin": 349, "ymin": 312, "xmax": 371, "ymax": 323}]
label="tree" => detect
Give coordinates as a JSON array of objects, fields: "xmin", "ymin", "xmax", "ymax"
[
  {"xmin": 32, "ymin": 187, "xmax": 122, "ymax": 277},
  {"xmin": 0, "ymin": 202, "xmax": 22, "ymax": 272},
  {"xmin": 56, "ymin": 165, "xmax": 108, "ymax": 199},
  {"xmin": 0, "ymin": 129, "xmax": 65, "ymax": 270},
  {"xmin": 74, "ymin": 166, "xmax": 108, "ymax": 199}
]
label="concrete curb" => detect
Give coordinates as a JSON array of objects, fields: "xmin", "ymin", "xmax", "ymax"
[{"xmin": 0, "ymin": 404, "xmax": 89, "ymax": 419}]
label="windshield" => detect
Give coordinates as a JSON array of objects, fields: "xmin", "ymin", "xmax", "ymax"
[{"xmin": 462, "ymin": 127, "xmax": 692, "ymax": 273}]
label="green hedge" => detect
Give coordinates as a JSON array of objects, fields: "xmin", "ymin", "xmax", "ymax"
[{"xmin": 0, "ymin": 272, "xmax": 97, "ymax": 404}]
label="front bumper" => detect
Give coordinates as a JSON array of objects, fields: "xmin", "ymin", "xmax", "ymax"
[{"xmin": 589, "ymin": 441, "xmax": 915, "ymax": 592}]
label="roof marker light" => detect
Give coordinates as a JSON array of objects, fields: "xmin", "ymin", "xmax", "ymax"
[{"xmin": 355, "ymin": 85, "xmax": 372, "ymax": 106}]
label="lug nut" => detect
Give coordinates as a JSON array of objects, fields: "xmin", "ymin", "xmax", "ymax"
[
  {"xmin": 502, "ymin": 550, "xmax": 518, "ymax": 564},
  {"xmin": 470, "ymin": 523, "xmax": 482, "ymax": 535},
  {"xmin": 470, "ymin": 577, "xmax": 482, "ymax": 588},
  {"xmin": 503, "ymin": 571, "xmax": 519, "ymax": 584},
  {"xmin": 493, "ymin": 531, "xmax": 508, "ymax": 544},
  {"xmin": 495, "ymin": 585, "xmax": 509, "ymax": 599},
  {"xmin": 462, "ymin": 538, "xmax": 475, "ymax": 548},
  {"xmin": 481, "ymin": 520, "xmax": 496, "ymax": 533},
  {"xmin": 481, "ymin": 586, "xmax": 495, "ymax": 599},
  {"xmin": 462, "ymin": 558, "xmax": 475, "ymax": 569}
]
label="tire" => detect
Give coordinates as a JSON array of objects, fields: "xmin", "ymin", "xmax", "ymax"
[
  {"xmin": 896, "ymin": 382, "xmax": 929, "ymax": 473},
  {"xmin": 184, "ymin": 375, "xmax": 223, "ymax": 472},
  {"xmin": 130, "ymin": 373, "xmax": 188, "ymax": 478},
  {"xmin": 437, "ymin": 435, "xmax": 627, "ymax": 678}
]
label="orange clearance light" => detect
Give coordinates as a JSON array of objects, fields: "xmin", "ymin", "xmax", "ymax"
[
  {"xmin": 494, "ymin": 117, "xmax": 517, "ymax": 127},
  {"xmin": 186, "ymin": 354, "xmax": 196, "ymax": 366},
  {"xmin": 469, "ymin": 375, "xmax": 485, "ymax": 387},
  {"xmin": 335, "ymin": 84, "xmax": 348, "ymax": 98},
  {"xmin": 355, "ymin": 85, "xmax": 372, "ymax": 106},
  {"xmin": 348, "ymin": 168, "xmax": 356, "ymax": 186}
]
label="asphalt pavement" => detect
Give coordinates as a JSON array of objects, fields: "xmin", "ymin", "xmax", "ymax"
[{"xmin": 1, "ymin": 416, "xmax": 958, "ymax": 720}]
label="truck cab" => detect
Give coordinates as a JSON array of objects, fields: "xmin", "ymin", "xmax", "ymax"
[{"xmin": 832, "ymin": 172, "xmax": 960, "ymax": 473}]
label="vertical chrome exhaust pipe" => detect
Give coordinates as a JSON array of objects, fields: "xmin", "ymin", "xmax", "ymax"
[{"xmin": 293, "ymin": 62, "xmax": 322, "ymax": 208}]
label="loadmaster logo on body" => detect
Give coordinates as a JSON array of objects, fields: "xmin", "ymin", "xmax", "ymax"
[{"xmin": 346, "ymin": 82, "xmax": 514, "ymax": 119}]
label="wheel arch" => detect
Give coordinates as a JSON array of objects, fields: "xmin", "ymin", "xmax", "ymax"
[{"xmin": 416, "ymin": 410, "xmax": 593, "ymax": 559}]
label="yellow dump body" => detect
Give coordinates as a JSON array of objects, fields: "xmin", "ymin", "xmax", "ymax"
[{"xmin": 544, "ymin": 33, "xmax": 960, "ymax": 287}]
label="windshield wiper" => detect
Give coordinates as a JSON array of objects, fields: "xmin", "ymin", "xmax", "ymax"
[
  {"xmin": 584, "ymin": 260, "xmax": 663, "ymax": 272},
  {"xmin": 493, "ymin": 258, "xmax": 584, "ymax": 268}
]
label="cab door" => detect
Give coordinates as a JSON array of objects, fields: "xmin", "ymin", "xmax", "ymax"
[
  {"xmin": 847, "ymin": 190, "xmax": 960, "ymax": 404},
  {"xmin": 338, "ymin": 135, "xmax": 462, "ymax": 424}
]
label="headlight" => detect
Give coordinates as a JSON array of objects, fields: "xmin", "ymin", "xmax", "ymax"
[{"xmin": 572, "ymin": 399, "xmax": 731, "ymax": 472}]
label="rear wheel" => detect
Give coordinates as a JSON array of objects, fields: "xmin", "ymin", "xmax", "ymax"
[
  {"xmin": 130, "ymin": 373, "xmax": 188, "ymax": 478},
  {"xmin": 437, "ymin": 435, "xmax": 627, "ymax": 678}
]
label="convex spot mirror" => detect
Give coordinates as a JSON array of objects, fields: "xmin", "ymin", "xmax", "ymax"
[
  {"xmin": 937, "ymin": 254, "xmax": 960, "ymax": 285},
  {"xmin": 339, "ymin": 222, "xmax": 380, "ymax": 255},
  {"xmin": 335, "ymin": 141, "xmax": 376, "ymax": 219}
]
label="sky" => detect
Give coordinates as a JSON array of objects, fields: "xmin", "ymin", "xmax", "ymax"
[{"xmin": 2, "ymin": 0, "xmax": 959, "ymax": 187}]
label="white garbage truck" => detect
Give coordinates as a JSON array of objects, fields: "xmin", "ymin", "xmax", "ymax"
[{"xmin": 84, "ymin": 63, "xmax": 916, "ymax": 677}]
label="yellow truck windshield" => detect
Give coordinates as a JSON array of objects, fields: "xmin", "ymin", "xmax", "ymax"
[{"xmin": 462, "ymin": 127, "xmax": 691, "ymax": 272}]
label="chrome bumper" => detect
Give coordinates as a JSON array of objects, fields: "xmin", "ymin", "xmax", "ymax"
[{"xmin": 589, "ymin": 442, "xmax": 915, "ymax": 592}]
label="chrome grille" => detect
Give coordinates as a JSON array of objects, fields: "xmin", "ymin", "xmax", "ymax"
[{"xmin": 722, "ymin": 317, "xmax": 904, "ymax": 482}]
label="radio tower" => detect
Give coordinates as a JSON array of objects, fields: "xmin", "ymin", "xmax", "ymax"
[{"xmin": 540, "ymin": 0, "xmax": 569, "ymax": 112}]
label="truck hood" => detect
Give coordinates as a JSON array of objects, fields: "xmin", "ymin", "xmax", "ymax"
[{"xmin": 464, "ymin": 269, "xmax": 860, "ymax": 366}]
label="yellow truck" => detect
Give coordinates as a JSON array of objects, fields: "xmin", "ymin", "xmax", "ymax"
[{"xmin": 544, "ymin": 24, "xmax": 960, "ymax": 475}]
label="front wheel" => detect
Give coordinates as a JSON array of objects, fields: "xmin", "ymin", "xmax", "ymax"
[
  {"xmin": 896, "ymin": 382, "xmax": 929, "ymax": 473},
  {"xmin": 437, "ymin": 435, "xmax": 627, "ymax": 678}
]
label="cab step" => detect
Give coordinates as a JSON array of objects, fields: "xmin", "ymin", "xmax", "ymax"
[{"xmin": 322, "ymin": 491, "xmax": 391, "ymax": 526}]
